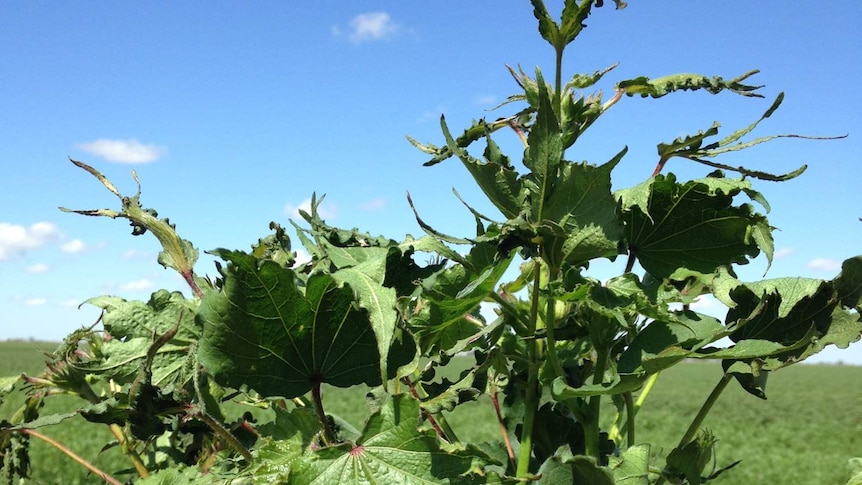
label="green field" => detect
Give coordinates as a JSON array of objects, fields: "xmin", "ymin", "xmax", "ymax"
[{"xmin": 2, "ymin": 340, "xmax": 860, "ymax": 484}]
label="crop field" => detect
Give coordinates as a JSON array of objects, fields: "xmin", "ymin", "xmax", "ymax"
[{"xmin": 2, "ymin": 340, "xmax": 860, "ymax": 484}]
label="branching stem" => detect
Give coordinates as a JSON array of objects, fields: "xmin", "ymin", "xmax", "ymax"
[
  {"xmin": 20, "ymin": 428, "xmax": 124, "ymax": 485},
  {"xmin": 197, "ymin": 412, "xmax": 254, "ymax": 463},
  {"xmin": 402, "ymin": 376, "xmax": 454, "ymax": 443},
  {"xmin": 107, "ymin": 424, "xmax": 150, "ymax": 478}
]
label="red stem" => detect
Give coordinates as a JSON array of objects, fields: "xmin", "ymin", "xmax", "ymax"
[
  {"xmin": 402, "ymin": 377, "xmax": 449, "ymax": 442},
  {"xmin": 490, "ymin": 388, "xmax": 516, "ymax": 472}
]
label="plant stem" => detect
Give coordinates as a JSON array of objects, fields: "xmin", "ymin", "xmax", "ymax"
[
  {"xmin": 677, "ymin": 373, "xmax": 731, "ymax": 448},
  {"xmin": 583, "ymin": 348, "xmax": 609, "ymax": 461},
  {"xmin": 489, "ymin": 291, "xmax": 531, "ymax": 336},
  {"xmin": 108, "ymin": 424, "xmax": 150, "ymax": 478},
  {"xmin": 554, "ymin": 44, "xmax": 564, "ymax": 113},
  {"xmin": 21, "ymin": 429, "xmax": 123, "ymax": 485},
  {"xmin": 402, "ymin": 376, "xmax": 455, "ymax": 443},
  {"xmin": 635, "ymin": 372, "xmax": 660, "ymax": 412},
  {"xmin": 654, "ymin": 373, "xmax": 731, "ymax": 485},
  {"xmin": 624, "ymin": 248, "xmax": 637, "ymax": 274},
  {"xmin": 543, "ymin": 267, "xmax": 565, "ymax": 379},
  {"xmin": 311, "ymin": 382, "xmax": 336, "ymax": 446},
  {"xmin": 197, "ymin": 412, "xmax": 254, "ymax": 463},
  {"xmin": 516, "ymin": 262, "xmax": 544, "ymax": 478},
  {"xmin": 624, "ymin": 391, "xmax": 636, "ymax": 448},
  {"xmin": 490, "ymin": 385, "xmax": 517, "ymax": 473}
]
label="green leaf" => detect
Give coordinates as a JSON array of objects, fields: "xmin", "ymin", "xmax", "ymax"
[
  {"xmin": 290, "ymin": 395, "xmax": 495, "ymax": 484},
  {"xmin": 551, "ymin": 373, "xmax": 644, "ymax": 399},
  {"xmin": 61, "ymin": 159, "xmax": 200, "ymax": 280},
  {"xmin": 723, "ymin": 277, "xmax": 862, "ymax": 376},
  {"xmin": 619, "ymin": 310, "xmax": 727, "ymax": 374},
  {"xmin": 610, "ymin": 444, "xmax": 651, "ymax": 485},
  {"xmin": 727, "ymin": 278, "xmax": 834, "ymax": 344},
  {"xmin": 835, "ymin": 256, "xmax": 862, "ymax": 309},
  {"xmin": 537, "ymin": 453, "xmax": 614, "ymax": 485},
  {"xmin": 439, "ymin": 117, "xmax": 524, "ymax": 219},
  {"xmin": 621, "ymin": 174, "xmax": 768, "ymax": 279},
  {"xmin": 540, "ymin": 151, "xmax": 626, "ymax": 267},
  {"xmin": 530, "ymin": 0, "xmax": 560, "ymax": 48},
  {"xmin": 617, "ymin": 70, "xmax": 764, "ymax": 98},
  {"xmin": 77, "ymin": 290, "xmax": 199, "ymax": 386},
  {"xmin": 251, "ymin": 221, "xmax": 296, "ymax": 269},
  {"xmin": 408, "ymin": 242, "xmax": 512, "ymax": 353},
  {"xmin": 525, "ymin": 69, "xmax": 563, "ymax": 220},
  {"xmin": 558, "ymin": 0, "xmax": 593, "ymax": 47},
  {"xmin": 198, "ymin": 250, "xmax": 397, "ymax": 398},
  {"xmin": 657, "ymin": 122, "xmax": 720, "ymax": 160},
  {"xmin": 244, "ymin": 407, "xmax": 322, "ymax": 482},
  {"xmin": 846, "ymin": 457, "xmax": 862, "ymax": 485},
  {"xmin": 664, "ymin": 430, "xmax": 726, "ymax": 485},
  {"xmin": 331, "ymin": 257, "xmax": 404, "ymax": 386},
  {"xmin": 135, "ymin": 465, "xmax": 223, "ymax": 484},
  {"xmin": 565, "ymin": 64, "xmax": 617, "ymax": 90}
]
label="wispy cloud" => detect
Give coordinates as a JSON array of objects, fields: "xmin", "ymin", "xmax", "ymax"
[
  {"xmin": 806, "ymin": 258, "xmax": 842, "ymax": 272},
  {"xmin": 475, "ymin": 95, "xmax": 498, "ymax": 106},
  {"xmin": 0, "ymin": 222, "xmax": 60, "ymax": 261},
  {"xmin": 77, "ymin": 138, "xmax": 166, "ymax": 164},
  {"xmin": 417, "ymin": 105, "xmax": 446, "ymax": 124},
  {"xmin": 26, "ymin": 263, "xmax": 50, "ymax": 273},
  {"xmin": 24, "ymin": 298, "xmax": 48, "ymax": 307},
  {"xmin": 360, "ymin": 198, "xmax": 386, "ymax": 211},
  {"xmin": 120, "ymin": 278, "xmax": 153, "ymax": 291},
  {"xmin": 284, "ymin": 198, "xmax": 337, "ymax": 221},
  {"xmin": 334, "ymin": 12, "xmax": 400, "ymax": 44},
  {"xmin": 59, "ymin": 298, "xmax": 81, "ymax": 308},
  {"xmin": 61, "ymin": 239, "xmax": 87, "ymax": 254},
  {"xmin": 121, "ymin": 249, "xmax": 152, "ymax": 261},
  {"xmin": 774, "ymin": 247, "xmax": 794, "ymax": 259}
]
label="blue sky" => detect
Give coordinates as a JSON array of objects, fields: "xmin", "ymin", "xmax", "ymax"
[{"xmin": 1, "ymin": 2, "xmax": 860, "ymax": 363}]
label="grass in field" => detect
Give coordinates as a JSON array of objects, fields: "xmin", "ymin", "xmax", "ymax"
[{"xmin": 2, "ymin": 341, "xmax": 861, "ymax": 484}]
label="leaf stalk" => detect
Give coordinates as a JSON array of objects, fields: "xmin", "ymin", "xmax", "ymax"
[{"xmin": 20, "ymin": 428, "xmax": 124, "ymax": 485}]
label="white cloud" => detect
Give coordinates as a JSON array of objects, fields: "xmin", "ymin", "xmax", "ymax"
[
  {"xmin": 24, "ymin": 298, "xmax": 48, "ymax": 307},
  {"xmin": 120, "ymin": 278, "xmax": 153, "ymax": 291},
  {"xmin": 342, "ymin": 12, "xmax": 399, "ymax": 44},
  {"xmin": 59, "ymin": 299, "xmax": 81, "ymax": 308},
  {"xmin": 806, "ymin": 258, "xmax": 842, "ymax": 272},
  {"xmin": 284, "ymin": 198, "xmax": 337, "ymax": 221},
  {"xmin": 360, "ymin": 198, "xmax": 386, "ymax": 211},
  {"xmin": 26, "ymin": 263, "xmax": 50, "ymax": 273},
  {"xmin": 121, "ymin": 249, "xmax": 152, "ymax": 261},
  {"xmin": 774, "ymin": 247, "xmax": 794, "ymax": 259},
  {"xmin": 475, "ymin": 95, "xmax": 498, "ymax": 106},
  {"xmin": 0, "ymin": 222, "xmax": 60, "ymax": 261},
  {"xmin": 417, "ymin": 105, "xmax": 447, "ymax": 124},
  {"xmin": 294, "ymin": 249, "xmax": 312, "ymax": 266},
  {"xmin": 61, "ymin": 239, "xmax": 87, "ymax": 254},
  {"xmin": 77, "ymin": 138, "xmax": 166, "ymax": 164}
]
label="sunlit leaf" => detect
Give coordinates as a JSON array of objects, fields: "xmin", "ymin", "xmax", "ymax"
[
  {"xmin": 76, "ymin": 290, "xmax": 198, "ymax": 386},
  {"xmin": 621, "ymin": 174, "xmax": 768, "ymax": 279},
  {"xmin": 617, "ymin": 70, "xmax": 764, "ymax": 98},
  {"xmin": 290, "ymin": 395, "xmax": 496, "ymax": 484}
]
